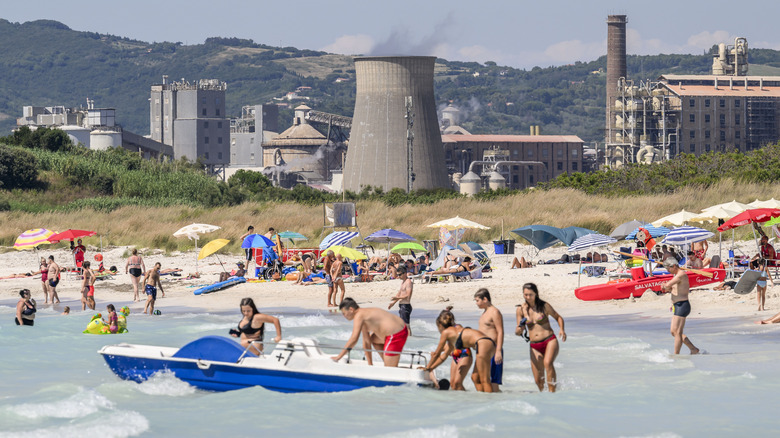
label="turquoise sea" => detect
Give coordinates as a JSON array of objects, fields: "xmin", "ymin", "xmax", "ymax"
[{"xmin": 1, "ymin": 297, "xmax": 778, "ymax": 437}]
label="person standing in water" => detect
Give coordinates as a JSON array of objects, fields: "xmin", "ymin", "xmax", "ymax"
[
  {"xmin": 47, "ymin": 255, "xmax": 61, "ymax": 304},
  {"xmin": 39, "ymin": 257, "xmax": 50, "ymax": 304},
  {"xmin": 125, "ymin": 249, "xmax": 146, "ymax": 302},
  {"xmin": 388, "ymin": 266, "xmax": 413, "ymax": 334},
  {"xmin": 475, "ymin": 288, "xmax": 504, "ymax": 392},
  {"xmin": 143, "ymin": 262, "xmax": 165, "ymax": 315},
  {"xmin": 15, "ymin": 289, "xmax": 36, "ymax": 326},
  {"xmin": 660, "ymin": 257, "xmax": 700, "ymax": 355},
  {"xmin": 516, "ymin": 282, "xmax": 566, "ymax": 392},
  {"xmin": 81, "ymin": 261, "xmax": 97, "ymax": 311}
]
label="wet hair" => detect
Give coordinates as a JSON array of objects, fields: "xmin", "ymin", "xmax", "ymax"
[
  {"xmin": 474, "ymin": 288, "xmax": 491, "ymax": 302},
  {"xmin": 339, "ymin": 297, "xmax": 359, "ymax": 310},
  {"xmin": 83, "ymin": 261, "xmax": 90, "ymax": 269},
  {"xmin": 132, "ymin": 249, "xmax": 138, "ymax": 255},
  {"xmin": 436, "ymin": 306, "xmax": 456, "ymax": 328},
  {"xmin": 107, "ymin": 304, "xmax": 115, "ymax": 312},
  {"xmin": 522, "ymin": 283, "xmax": 547, "ymax": 314},
  {"xmin": 240, "ymin": 297, "xmax": 259, "ymax": 315},
  {"xmin": 63, "ymin": 306, "xmax": 70, "ymax": 313}
]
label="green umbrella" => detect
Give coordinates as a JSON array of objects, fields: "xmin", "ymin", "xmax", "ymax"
[
  {"xmin": 278, "ymin": 231, "xmax": 307, "ymax": 248},
  {"xmin": 766, "ymin": 216, "xmax": 780, "ymax": 227},
  {"xmin": 391, "ymin": 242, "xmax": 426, "ymax": 253}
]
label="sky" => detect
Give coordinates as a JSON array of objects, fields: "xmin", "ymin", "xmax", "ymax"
[{"xmin": 4, "ymin": 0, "xmax": 780, "ymax": 69}]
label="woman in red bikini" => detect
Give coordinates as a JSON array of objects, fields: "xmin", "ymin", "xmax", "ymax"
[{"xmin": 516, "ymin": 282, "xmax": 566, "ymax": 392}]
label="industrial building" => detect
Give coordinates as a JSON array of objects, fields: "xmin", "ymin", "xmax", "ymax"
[
  {"xmin": 149, "ymin": 76, "xmax": 229, "ymax": 172},
  {"xmin": 343, "ymin": 56, "xmax": 449, "ymax": 192},
  {"xmin": 604, "ymin": 16, "xmax": 780, "ymax": 166},
  {"xmin": 16, "ymin": 100, "xmax": 172, "ymax": 159},
  {"xmin": 229, "ymin": 104, "xmax": 279, "ymax": 167}
]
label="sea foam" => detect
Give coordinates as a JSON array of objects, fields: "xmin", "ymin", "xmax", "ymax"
[
  {"xmin": 0, "ymin": 410, "xmax": 149, "ymax": 438},
  {"xmin": 8, "ymin": 389, "xmax": 113, "ymax": 419}
]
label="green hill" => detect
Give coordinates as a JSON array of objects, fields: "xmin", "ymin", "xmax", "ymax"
[{"xmin": 3, "ymin": 18, "xmax": 780, "ymax": 144}]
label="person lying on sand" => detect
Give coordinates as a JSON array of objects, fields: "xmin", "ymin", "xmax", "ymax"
[
  {"xmin": 511, "ymin": 256, "xmax": 532, "ymax": 269},
  {"xmin": 757, "ymin": 310, "xmax": 780, "ymax": 324}
]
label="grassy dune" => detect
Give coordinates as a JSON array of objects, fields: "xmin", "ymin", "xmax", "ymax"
[{"xmin": 1, "ymin": 179, "xmax": 775, "ymax": 253}]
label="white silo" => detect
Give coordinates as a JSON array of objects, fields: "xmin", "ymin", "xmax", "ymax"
[
  {"xmin": 459, "ymin": 171, "xmax": 481, "ymax": 196},
  {"xmin": 60, "ymin": 125, "xmax": 91, "ymax": 148},
  {"xmin": 90, "ymin": 129, "xmax": 122, "ymax": 150},
  {"xmin": 488, "ymin": 171, "xmax": 506, "ymax": 190}
]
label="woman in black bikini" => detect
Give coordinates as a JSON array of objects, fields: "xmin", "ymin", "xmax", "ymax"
[
  {"xmin": 230, "ymin": 298, "xmax": 282, "ymax": 355},
  {"xmin": 516, "ymin": 282, "xmax": 566, "ymax": 392},
  {"xmin": 424, "ymin": 306, "xmax": 496, "ymax": 392},
  {"xmin": 15, "ymin": 289, "xmax": 36, "ymax": 326},
  {"xmin": 125, "ymin": 249, "xmax": 146, "ymax": 302}
]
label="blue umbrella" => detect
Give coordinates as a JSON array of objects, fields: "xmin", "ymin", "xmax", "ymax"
[
  {"xmin": 510, "ymin": 225, "xmax": 566, "ymax": 251},
  {"xmin": 625, "ymin": 225, "xmax": 671, "ymax": 240},
  {"xmin": 365, "ymin": 228, "xmax": 415, "ymax": 243},
  {"xmin": 661, "ymin": 226, "xmax": 714, "ymax": 246},
  {"xmin": 560, "ymin": 226, "xmax": 597, "ymax": 246},
  {"xmin": 242, "ymin": 234, "xmax": 275, "ymax": 249}
]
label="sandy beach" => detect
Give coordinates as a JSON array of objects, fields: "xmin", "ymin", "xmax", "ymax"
[{"xmin": 2, "ymin": 240, "xmax": 774, "ymax": 322}]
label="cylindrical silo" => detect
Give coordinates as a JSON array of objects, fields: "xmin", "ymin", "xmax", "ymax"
[
  {"xmin": 459, "ymin": 171, "xmax": 481, "ymax": 196},
  {"xmin": 90, "ymin": 130, "xmax": 122, "ymax": 150},
  {"xmin": 343, "ymin": 56, "xmax": 448, "ymax": 192},
  {"xmin": 606, "ymin": 15, "xmax": 627, "ymax": 144},
  {"xmin": 488, "ymin": 171, "xmax": 506, "ymax": 190}
]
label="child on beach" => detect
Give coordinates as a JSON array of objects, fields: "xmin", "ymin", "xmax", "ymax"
[
  {"xmin": 106, "ymin": 304, "xmax": 118, "ymax": 334},
  {"xmin": 750, "ymin": 258, "xmax": 774, "ymax": 311}
]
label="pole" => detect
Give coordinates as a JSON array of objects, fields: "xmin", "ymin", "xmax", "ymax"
[{"xmin": 195, "ymin": 237, "xmax": 199, "ymax": 274}]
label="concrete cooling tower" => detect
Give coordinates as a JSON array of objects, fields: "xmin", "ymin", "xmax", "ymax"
[{"xmin": 342, "ymin": 56, "xmax": 448, "ymax": 192}]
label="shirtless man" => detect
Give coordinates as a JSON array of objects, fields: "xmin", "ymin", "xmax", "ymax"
[
  {"xmin": 474, "ymin": 288, "xmax": 504, "ymax": 392},
  {"xmin": 388, "ymin": 266, "xmax": 413, "ymax": 334},
  {"xmin": 323, "ymin": 251, "xmax": 336, "ymax": 307},
  {"xmin": 81, "ymin": 261, "xmax": 97, "ymax": 311},
  {"xmin": 143, "ymin": 262, "xmax": 165, "ymax": 315},
  {"xmin": 692, "ymin": 239, "xmax": 709, "ymax": 266},
  {"xmin": 660, "ymin": 257, "xmax": 700, "ymax": 355},
  {"xmin": 332, "ymin": 298, "xmax": 409, "ymax": 367},
  {"xmin": 47, "ymin": 255, "xmax": 61, "ymax": 304},
  {"xmin": 331, "ymin": 254, "xmax": 346, "ymax": 305},
  {"xmin": 240, "ymin": 225, "xmax": 255, "ymax": 269}
]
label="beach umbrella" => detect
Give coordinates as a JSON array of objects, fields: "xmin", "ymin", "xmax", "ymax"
[
  {"xmin": 426, "ymin": 216, "xmax": 489, "ymax": 231},
  {"xmin": 661, "ymin": 226, "xmax": 715, "ymax": 246},
  {"xmin": 366, "ymin": 228, "xmax": 416, "ymax": 254},
  {"xmin": 747, "ymin": 198, "xmax": 780, "ymax": 209},
  {"xmin": 702, "ymin": 200, "xmax": 750, "ymax": 214},
  {"xmin": 326, "ymin": 245, "xmax": 368, "ymax": 260},
  {"xmin": 717, "ymin": 208, "xmax": 780, "ymax": 232},
  {"xmin": 765, "ymin": 216, "xmax": 780, "ymax": 227},
  {"xmin": 391, "ymin": 242, "xmax": 426, "ymax": 253},
  {"xmin": 173, "ymin": 223, "xmax": 220, "ymax": 273},
  {"xmin": 15, "ymin": 228, "xmax": 56, "ymax": 251},
  {"xmin": 278, "ymin": 231, "xmax": 307, "ymax": 247},
  {"xmin": 560, "ymin": 226, "xmax": 597, "ymax": 246},
  {"xmin": 567, "ymin": 233, "xmax": 617, "ymax": 287},
  {"xmin": 609, "ymin": 220, "xmax": 649, "ymax": 240},
  {"xmin": 689, "ymin": 206, "xmax": 740, "ymax": 223},
  {"xmin": 242, "ymin": 233, "xmax": 275, "ymax": 249},
  {"xmin": 651, "ymin": 210, "xmax": 699, "ymax": 227},
  {"xmin": 47, "ymin": 229, "xmax": 97, "ymax": 243},
  {"xmin": 510, "ymin": 225, "xmax": 566, "ymax": 251},
  {"xmin": 198, "ymin": 238, "xmax": 230, "ymax": 272},
  {"xmin": 625, "ymin": 225, "xmax": 671, "ymax": 240},
  {"xmin": 320, "ymin": 231, "xmax": 359, "ymax": 250}
]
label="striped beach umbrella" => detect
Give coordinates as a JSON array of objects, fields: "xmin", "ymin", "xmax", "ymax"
[
  {"xmin": 661, "ymin": 226, "xmax": 715, "ymax": 246},
  {"xmin": 14, "ymin": 228, "xmax": 56, "ymax": 250},
  {"xmin": 567, "ymin": 233, "xmax": 618, "ymax": 252},
  {"xmin": 320, "ymin": 231, "xmax": 359, "ymax": 250}
]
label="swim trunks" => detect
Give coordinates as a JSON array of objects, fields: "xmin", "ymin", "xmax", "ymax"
[
  {"xmin": 398, "ymin": 303, "xmax": 412, "ymax": 324},
  {"xmin": 490, "ymin": 349, "xmax": 504, "ymax": 385},
  {"xmin": 383, "ymin": 326, "xmax": 409, "ymax": 356},
  {"xmin": 530, "ymin": 334, "xmax": 557, "ymax": 354},
  {"xmin": 145, "ymin": 284, "xmax": 157, "ymax": 300},
  {"xmin": 129, "ymin": 268, "xmax": 142, "ymax": 278},
  {"xmin": 15, "ymin": 317, "xmax": 34, "ymax": 326},
  {"xmin": 244, "ymin": 248, "xmax": 253, "ymax": 261},
  {"xmin": 672, "ymin": 300, "xmax": 691, "ymax": 317},
  {"xmin": 48, "ymin": 278, "xmax": 59, "ymax": 288},
  {"xmin": 325, "ymin": 274, "xmax": 333, "ymax": 288}
]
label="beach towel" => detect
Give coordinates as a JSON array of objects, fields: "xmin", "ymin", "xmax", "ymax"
[{"xmin": 582, "ymin": 266, "xmax": 606, "ymax": 277}]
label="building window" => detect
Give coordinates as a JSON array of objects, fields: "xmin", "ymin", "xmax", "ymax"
[
  {"xmin": 218, "ymin": 137, "xmax": 222, "ymax": 144},
  {"xmin": 689, "ymin": 99, "xmax": 695, "ymax": 107},
  {"xmin": 250, "ymin": 137, "xmax": 254, "ymax": 144},
  {"xmin": 689, "ymin": 130, "xmax": 695, "ymax": 139},
  {"xmin": 719, "ymin": 99, "xmax": 725, "ymax": 108},
  {"xmin": 735, "ymin": 130, "xmax": 741, "ymax": 139},
  {"xmin": 529, "ymin": 175, "xmax": 534, "ymax": 184},
  {"xmin": 542, "ymin": 148, "xmax": 548, "ymax": 158},
  {"xmin": 205, "ymin": 137, "xmax": 209, "ymax": 144},
  {"xmin": 202, "ymin": 108, "xmax": 207, "ymax": 116},
  {"xmin": 557, "ymin": 162, "xmax": 563, "ymax": 170},
  {"xmin": 572, "ymin": 162, "xmax": 578, "ymax": 171},
  {"xmin": 705, "ymin": 114, "xmax": 710, "ymax": 123},
  {"xmin": 512, "ymin": 165, "xmax": 519, "ymax": 171},
  {"xmin": 216, "ymin": 108, "xmax": 221, "ymax": 116},
  {"xmin": 205, "ymin": 152, "xmax": 209, "ymax": 159},
  {"xmin": 527, "ymin": 149, "xmax": 533, "ymax": 157},
  {"xmin": 218, "ymin": 152, "xmax": 222, "ymax": 160},
  {"xmin": 690, "ymin": 114, "xmax": 695, "ymax": 123},
  {"xmin": 735, "ymin": 99, "xmax": 741, "ymax": 108},
  {"xmin": 512, "ymin": 175, "xmax": 519, "ymax": 184},
  {"xmin": 204, "ymin": 121, "xmax": 209, "ymax": 128},
  {"xmin": 512, "ymin": 149, "xmax": 519, "ymax": 156},
  {"xmin": 705, "ymin": 144, "xmax": 710, "ymax": 152},
  {"xmin": 250, "ymin": 153, "xmax": 255, "ymax": 161},
  {"xmin": 720, "ymin": 114, "xmax": 725, "ymax": 126},
  {"xmin": 705, "ymin": 130, "xmax": 710, "ymax": 139},
  {"xmin": 689, "ymin": 144, "xmax": 695, "ymax": 153},
  {"xmin": 557, "ymin": 149, "xmax": 563, "ymax": 158},
  {"xmin": 720, "ymin": 131, "xmax": 726, "ymax": 141},
  {"xmin": 572, "ymin": 149, "xmax": 578, "ymax": 157},
  {"xmin": 218, "ymin": 121, "xmax": 222, "ymax": 129},
  {"xmin": 735, "ymin": 114, "xmax": 740, "ymax": 125},
  {"xmin": 705, "ymin": 99, "xmax": 710, "ymax": 107}
]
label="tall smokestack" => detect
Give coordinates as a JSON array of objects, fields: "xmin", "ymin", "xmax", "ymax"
[
  {"xmin": 343, "ymin": 56, "xmax": 448, "ymax": 192},
  {"xmin": 606, "ymin": 15, "xmax": 627, "ymax": 143}
]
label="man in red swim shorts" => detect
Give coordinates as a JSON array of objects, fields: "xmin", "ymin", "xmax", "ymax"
[{"xmin": 332, "ymin": 297, "xmax": 409, "ymax": 367}]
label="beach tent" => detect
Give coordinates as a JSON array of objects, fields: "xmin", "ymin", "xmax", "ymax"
[
  {"xmin": 610, "ymin": 220, "xmax": 649, "ymax": 240},
  {"xmin": 510, "ymin": 225, "xmax": 566, "ymax": 251},
  {"xmin": 560, "ymin": 227, "xmax": 597, "ymax": 246}
]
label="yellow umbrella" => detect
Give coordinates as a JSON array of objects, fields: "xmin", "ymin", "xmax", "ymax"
[
  {"xmin": 327, "ymin": 245, "xmax": 368, "ymax": 260},
  {"xmin": 198, "ymin": 238, "xmax": 231, "ymax": 272},
  {"xmin": 426, "ymin": 216, "xmax": 489, "ymax": 230},
  {"xmin": 14, "ymin": 228, "xmax": 56, "ymax": 250}
]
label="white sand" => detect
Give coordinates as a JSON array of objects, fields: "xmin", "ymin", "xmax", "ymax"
[{"xmin": 1, "ymin": 241, "xmax": 775, "ymax": 322}]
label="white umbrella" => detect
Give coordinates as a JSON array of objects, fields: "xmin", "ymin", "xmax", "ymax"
[
  {"xmin": 702, "ymin": 200, "xmax": 750, "ymax": 214},
  {"xmin": 747, "ymin": 198, "xmax": 780, "ymax": 209},
  {"xmin": 426, "ymin": 216, "xmax": 490, "ymax": 230},
  {"xmin": 568, "ymin": 233, "xmax": 617, "ymax": 287},
  {"xmin": 651, "ymin": 210, "xmax": 699, "ymax": 227},
  {"xmin": 173, "ymin": 223, "xmax": 221, "ymax": 273}
]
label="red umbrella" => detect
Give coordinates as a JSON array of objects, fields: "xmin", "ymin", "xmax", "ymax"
[
  {"xmin": 47, "ymin": 229, "xmax": 97, "ymax": 243},
  {"xmin": 717, "ymin": 208, "xmax": 780, "ymax": 232}
]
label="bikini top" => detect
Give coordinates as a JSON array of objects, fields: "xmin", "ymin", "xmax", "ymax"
[
  {"xmin": 239, "ymin": 317, "xmax": 265, "ymax": 338},
  {"xmin": 455, "ymin": 327, "xmax": 471, "ymax": 350},
  {"xmin": 21, "ymin": 301, "xmax": 36, "ymax": 315},
  {"xmin": 128, "ymin": 256, "xmax": 142, "ymax": 267},
  {"xmin": 525, "ymin": 307, "xmax": 548, "ymax": 326}
]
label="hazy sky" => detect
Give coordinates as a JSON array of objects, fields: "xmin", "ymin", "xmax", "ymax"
[{"xmin": 4, "ymin": 1, "xmax": 780, "ymax": 69}]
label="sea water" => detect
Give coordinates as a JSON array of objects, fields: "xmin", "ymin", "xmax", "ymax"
[{"xmin": 1, "ymin": 299, "xmax": 778, "ymax": 437}]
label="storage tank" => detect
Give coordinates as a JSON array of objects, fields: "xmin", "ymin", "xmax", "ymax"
[
  {"xmin": 452, "ymin": 172, "xmax": 463, "ymax": 190},
  {"xmin": 488, "ymin": 171, "xmax": 506, "ymax": 190},
  {"xmin": 343, "ymin": 56, "xmax": 448, "ymax": 192},
  {"xmin": 60, "ymin": 125, "xmax": 91, "ymax": 148},
  {"xmin": 459, "ymin": 171, "xmax": 481, "ymax": 196},
  {"xmin": 90, "ymin": 129, "xmax": 122, "ymax": 150}
]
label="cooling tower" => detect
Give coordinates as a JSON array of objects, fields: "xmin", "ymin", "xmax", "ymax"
[
  {"xmin": 343, "ymin": 56, "xmax": 448, "ymax": 192},
  {"xmin": 606, "ymin": 15, "xmax": 627, "ymax": 143}
]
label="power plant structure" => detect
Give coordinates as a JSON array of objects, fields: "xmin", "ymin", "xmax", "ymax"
[
  {"xmin": 604, "ymin": 16, "xmax": 780, "ymax": 167},
  {"xmin": 342, "ymin": 56, "xmax": 449, "ymax": 192}
]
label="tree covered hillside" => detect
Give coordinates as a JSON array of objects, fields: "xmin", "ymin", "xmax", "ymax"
[{"xmin": 3, "ymin": 18, "xmax": 780, "ymax": 144}]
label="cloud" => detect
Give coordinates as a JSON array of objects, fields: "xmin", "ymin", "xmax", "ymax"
[
  {"xmin": 686, "ymin": 30, "xmax": 733, "ymax": 50},
  {"xmin": 320, "ymin": 34, "xmax": 375, "ymax": 55},
  {"xmin": 543, "ymin": 39, "xmax": 604, "ymax": 64}
]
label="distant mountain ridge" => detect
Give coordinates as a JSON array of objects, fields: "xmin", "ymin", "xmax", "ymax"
[{"xmin": 3, "ymin": 18, "xmax": 780, "ymax": 143}]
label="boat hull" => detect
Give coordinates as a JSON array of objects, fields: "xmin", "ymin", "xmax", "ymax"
[{"xmin": 575, "ymin": 268, "xmax": 725, "ymax": 301}]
